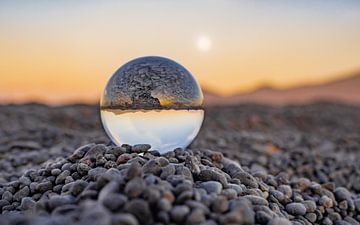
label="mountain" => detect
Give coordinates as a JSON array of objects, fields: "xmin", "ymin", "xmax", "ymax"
[{"xmin": 204, "ymin": 73, "xmax": 360, "ymax": 105}]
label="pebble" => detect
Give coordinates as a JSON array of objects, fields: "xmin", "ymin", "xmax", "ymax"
[
  {"xmin": 244, "ymin": 195, "xmax": 268, "ymax": 206},
  {"xmin": 285, "ymin": 202, "xmax": 307, "ymax": 216},
  {"xmin": 36, "ymin": 181, "xmax": 53, "ymax": 193},
  {"xmin": 131, "ymin": 144, "xmax": 151, "ymax": 153},
  {"xmin": 13, "ymin": 186, "xmax": 30, "ymax": 202},
  {"xmin": 200, "ymin": 181, "xmax": 223, "ymax": 194},
  {"xmin": 102, "ymin": 193, "xmax": 127, "ymax": 211},
  {"xmin": 19, "ymin": 197, "xmax": 36, "ymax": 210},
  {"xmin": 171, "ymin": 205, "xmax": 190, "ymax": 224},
  {"xmin": 125, "ymin": 199, "xmax": 152, "ymax": 225},
  {"xmin": 319, "ymin": 195, "xmax": 334, "ymax": 208},
  {"xmin": 267, "ymin": 217, "xmax": 292, "ymax": 225},
  {"xmin": 124, "ymin": 177, "xmax": 145, "ymax": 198},
  {"xmin": 55, "ymin": 170, "xmax": 71, "ymax": 184},
  {"xmin": 303, "ymin": 200, "xmax": 317, "ymax": 213},
  {"xmin": 112, "ymin": 213, "xmax": 139, "ymax": 225},
  {"xmin": 197, "ymin": 169, "xmax": 227, "ymax": 186}
]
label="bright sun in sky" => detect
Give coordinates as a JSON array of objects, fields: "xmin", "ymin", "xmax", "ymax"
[{"xmin": 196, "ymin": 35, "xmax": 212, "ymax": 52}]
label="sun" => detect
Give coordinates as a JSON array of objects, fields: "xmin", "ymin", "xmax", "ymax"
[{"xmin": 196, "ymin": 35, "xmax": 212, "ymax": 52}]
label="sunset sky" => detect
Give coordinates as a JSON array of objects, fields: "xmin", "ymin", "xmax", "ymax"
[{"xmin": 1, "ymin": 0, "xmax": 360, "ymax": 104}]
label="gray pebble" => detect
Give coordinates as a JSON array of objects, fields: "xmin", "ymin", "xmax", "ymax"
[
  {"xmin": 132, "ymin": 144, "xmax": 151, "ymax": 153},
  {"xmin": 285, "ymin": 202, "xmax": 306, "ymax": 216},
  {"xmin": 267, "ymin": 217, "xmax": 292, "ymax": 225},
  {"xmin": 244, "ymin": 195, "xmax": 268, "ymax": 206},
  {"xmin": 36, "ymin": 181, "xmax": 53, "ymax": 193},
  {"xmin": 111, "ymin": 213, "xmax": 139, "ymax": 225},
  {"xmin": 124, "ymin": 177, "xmax": 146, "ymax": 198},
  {"xmin": 19, "ymin": 197, "xmax": 35, "ymax": 210},
  {"xmin": 13, "ymin": 186, "xmax": 30, "ymax": 202},
  {"xmin": 200, "ymin": 181, "xmax": 223, "ymax": 194},
  {"xmin": 197, "ymin": 169, "xmax": 227, "ymax": 186},
  {"xmin": 102, "ymin": 193, "xmax": 127, "ymax": 211},
  {"xmin": 171, "ymin": 205, "xmax": 190, "ymax": 224},
  {"xmin": 125, "ymin": 199, "xmax": 153, "ymax": 225}
]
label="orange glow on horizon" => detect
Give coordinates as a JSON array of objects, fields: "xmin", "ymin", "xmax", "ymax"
[{"xmin": 1, "ymin": 1, "xmax": 360, "ymax": 105}]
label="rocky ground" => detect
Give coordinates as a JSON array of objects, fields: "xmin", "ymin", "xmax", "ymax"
[{"xmin": 0, "ymin": 102, "xmax": 359, "ymax": 225}]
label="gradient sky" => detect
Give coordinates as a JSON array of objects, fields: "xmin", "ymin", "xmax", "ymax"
[{"xmin": 1, "ymin": 0, "xmax": 360, "ymax": 104}]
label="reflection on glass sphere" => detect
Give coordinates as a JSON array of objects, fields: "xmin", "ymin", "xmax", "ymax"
[{"xmin": 100, "ymin": 56, "xmax": 204, "ymax": 153}]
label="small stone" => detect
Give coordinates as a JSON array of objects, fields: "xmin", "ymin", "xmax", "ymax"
[
  {"xmin": 2, "ymin": 191, "xmax": 13, "ymax": 202},
  {"xmin": 68, "ymin": 144, "xmax": 94, "ymax": 161},
  {"xmin": 255, "ymin": 211, "xmax": 272, "ymax": 224},
  {"xmin": 227, "ymin": 184, "xmax": 243, "ymax": 195},
  {"xmin": 157, "ymin": 198, "xmax": 172, "ymax": 211},
  {"xmin": 77, "ymin": 163, "xmax": 91, "ymax": 175},
  {"xmin": 303, "ymin": 200, "xmax": 317, "ymax": 213},
  {"xmin": 111, "ymin": 213, "xmax": 139, "ymax": 225},
  {"xmin": 335, "ymin": 220, "xmax": 352, "ymax": 225},
  {"xmin": 125, "ymin": 199, "xmax": 153, "ymax": 225},
  {"xmin": 85, "ymin": 144, "xmax": 107, "ymax": 158},
  {"xmin": 286, "ymin": 203, "xmax": 306, "ymax": 216},
  {"xmin": 197, "ymin": 169, "xmax": 227, "ymax": 186},
  {"xmin": 322, "ymin": 217, "xmax": 333, "ymax": 225},
  {"xmin": 125, "ymin": 162, "xmax": 143, "ymax": 180},
  {"xmin": 228, "ymin": 199, "xmax": 254, "ymax": 225},
  {"xmin": 88, "ymin": 167, "xmax": 107, "ymax": 180},
  {"xmin": 243, "ymin": 195, "xmax": 268, "ymax": 206},
  {"xmin": 48, "ymin": 195, "xmax": 75, "ymax": 210},
  {"xmin": 339, "ymin": 200, "xmax": 348, "ymax": 210},
  {"xmin": 70, "ymin": 180, "xmax": 88, "ymax": 196},
  {"xmin": 212, "ymin": 196, "xmax": 228, "ymax": 213},
  {"xmin": 305, "ymin": 213, "xmax": 317, "ymax": 223},
  {"xmin": 102, "ymin": 193, "xmax": 127, "ymax": 211},
  {"xmin": 124, "ymin": 177, "xmax": 146, "ymax": 198},
  {"xmin": 80, "ymin": 201, "xmax": 111, "ymax": 225},
  {"xmin": 171, "ymin": 205, "xmax": 190, "ymax": 224},
  {"xmin": 0, "ymin": 199, "xmax": 10, "ymax": 208},
  {"xmin": 186, "ymin": 208, "xmax": 206, "ymax": 225},
  {"xmin": 132, "ymin": 144, "xmax": 151, "ymax": 153},
  {"xmin": 160, "ymin": 164, "xmax": 176, "ymax": 179},
  {"xmin": 142, "ymin": 159, "xmax": 162, "ymax": 175},
  {"xmin": 36, "ymin": 181, "xmax": 53, "ymax": 193},
  {"xmin": 200, "ymin": 181, "xmax": 223, "ymax": 194},
  {"xmin": 13, "ymin": 186, "xmax": 30, "ymax": 202},
  {"xmin": 51, "ymin": 168, "xmax": 62, "ymax": 176},
  {"xmin": 278, "ymin": 185, "xmax": 292, "ymax": 198},
  {"xmin": 199, "ymin": 220, "xmax": 218, "ymax": 225},
  {"xmin": 267, "ymin": 217, "xmax": 292, "ymax": 225},
  {"xmin": 64, "ymin": 176, "xmax": 74, "ymax": 184},
  {"xmin": 319, "ymin": 195, "xmax": 333, "ymax": 208},
  {"xmin": 221, "ymin": 188, "xmax": 238, "ymax": 199},
  {"xmin": 19, "ymin": 176, "xmax": 31, "ymax": 186},
  {"xmin": 55, "ymin": 170, "xmax": 71, "ymax": 184},
  {"xmin": 107, "ymin": 146, "xmax": 126, "ymax": 156},
  {"xmin": 334, "ymin": 187, "xmax": 351, "ymax": 201},
  {"xmin": 19, "ymin": 197, "xmax": 35, "ymax": 210},
  {"xmin": 344, "ymin": 217, "xmax": 359, "ymax": 225},
  {"xmin": 117, "ymin": 153, "xmax": 132, "ymax": 164},
  {"xmin": 354, "ymin": 198, "xmax": 360, "ymax": 211},
  {"xmin": 234, "ymin": 171, "xmax": 258, "ymax": 188}
]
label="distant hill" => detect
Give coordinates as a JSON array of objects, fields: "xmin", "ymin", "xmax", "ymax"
[{"xmin": 204, "ymin": 73, "xmax": 360, "ymax": 105}]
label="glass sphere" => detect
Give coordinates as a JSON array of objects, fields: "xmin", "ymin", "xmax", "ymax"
[{"xmin": 100, "ymin": 56, "xmax": 204, "ymax": 153}]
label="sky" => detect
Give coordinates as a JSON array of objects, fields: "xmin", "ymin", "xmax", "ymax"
[{"xmin": 1, "ymin": 0, "xmax": 360, "ymax": 104}]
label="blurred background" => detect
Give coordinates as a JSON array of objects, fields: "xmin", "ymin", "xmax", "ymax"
[{"xmin": 1, "ymin": 0, "xmax": 359, "ymax": 105}]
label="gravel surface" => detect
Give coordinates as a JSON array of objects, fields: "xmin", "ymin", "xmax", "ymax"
[{"xmin": 0, "ymin": 102, "xmax": 359, "ymax": 225}]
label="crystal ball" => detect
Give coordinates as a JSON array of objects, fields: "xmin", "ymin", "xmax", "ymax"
[{"xmin": 100, "ymin": 56, "xmax": 204, "ymax": 153}]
